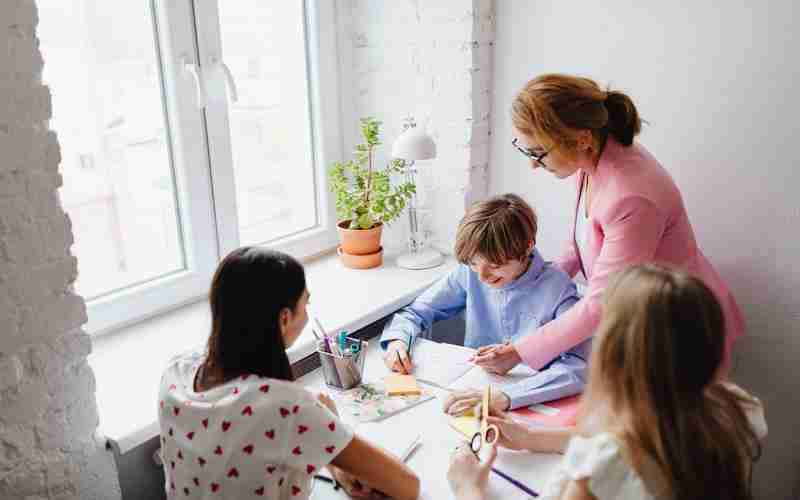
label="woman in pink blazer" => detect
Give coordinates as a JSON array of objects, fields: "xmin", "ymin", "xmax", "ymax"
[{"xmin": 474, "ymin": 74, "xmax": 744, "ymax": 376}]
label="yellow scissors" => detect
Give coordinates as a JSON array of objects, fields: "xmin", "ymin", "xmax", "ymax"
[{"xmin": 469, "ymin": 385, "xmax": 499, "ymax": 455}]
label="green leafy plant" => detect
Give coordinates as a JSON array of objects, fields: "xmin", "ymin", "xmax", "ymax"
[{"xmin": 329, "ymin": 117, "xmax": 415, "ymax": 230}]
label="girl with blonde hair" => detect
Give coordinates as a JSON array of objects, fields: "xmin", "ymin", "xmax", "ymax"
[{"xmin": 448, "ymin": 264, "xmax": 766, "ymax": 500}]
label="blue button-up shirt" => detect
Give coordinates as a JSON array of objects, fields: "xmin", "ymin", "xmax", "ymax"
[{"xmin": 380, "ymin": 249, "xmax": 591, "ymax": 409}]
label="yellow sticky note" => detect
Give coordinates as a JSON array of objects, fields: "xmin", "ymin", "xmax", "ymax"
[
  {"xmin": 449, "ymin": 415, "xmax": 480, "ymax": 438},
  {"xmin": 385, "ymin": 374, "xmax": 422, "ymax": 396}
]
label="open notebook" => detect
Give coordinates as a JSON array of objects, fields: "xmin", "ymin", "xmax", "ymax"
[{"xmin": 377, "ymin": 338, "xmax": 475, "ymax": 389}]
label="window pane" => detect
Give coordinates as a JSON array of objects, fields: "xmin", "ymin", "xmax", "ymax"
[
  {"xmin": 218, "ymin": 0, "xmax": 318, "ymax": 246},
  {"xmin": 38, "ymin": 1, "xmax": 185, "ymax": 300}
]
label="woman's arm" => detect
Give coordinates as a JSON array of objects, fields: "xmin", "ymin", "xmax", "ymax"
[
  {"xmin": 331, "ymin": 435, "xmax": 420, "ymax": 500},
  {"xmin": 516, "ymin": 196, "xmax": 666, "ymax": 370},
  {"xmin": 561, "ymin": 479, "xmax": 597, "ymax": 500},
  {"xmin": 486, "ymin": 415, "xmax": 575, "ymax": 453}
]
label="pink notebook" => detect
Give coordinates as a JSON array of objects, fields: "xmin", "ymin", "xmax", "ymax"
[{"xmin": 510, "ymin": 394, "xmax": 581, "ymax": 427}]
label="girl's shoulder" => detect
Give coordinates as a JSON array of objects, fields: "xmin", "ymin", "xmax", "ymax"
[
  {"xmin": 719, "ymin": 382, "xmax": 768, "ymax": 440},
  {"xmin": 543, "ymin": 432, "xmax": 656, "ymax": 500}
]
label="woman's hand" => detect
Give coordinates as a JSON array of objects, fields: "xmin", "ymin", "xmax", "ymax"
[
  {"xmin": 447, "ymin": 444, "xmax": 497, "ymax": 500},
  {"xmin": 470, "ymin": 343, "xmax": 522, "ymax": 375},
  {"xmin": 443, "ymin": 389, "xmax": 511, "ymax": 416},
  {"xmin": 383, "ymin": 340, "xmax": 413, "ymax": 374},
  {"xmin": 329, "ymin": 465, "xmax": 377, "ymax": 498},
  {"xmin": 485, "ymin": 414, "xmax": 535, "ymax": 451}
]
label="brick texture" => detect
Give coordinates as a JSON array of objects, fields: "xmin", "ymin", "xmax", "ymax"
[
  {"xmin": 0, "ymin": 1, "xmax": 121, "ymax": 499},
  {"xmin": 337, "ymin": 0, "xmax": 495, "ymax": 251}
]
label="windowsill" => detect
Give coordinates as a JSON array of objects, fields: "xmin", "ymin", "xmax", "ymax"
[{"xmin": 89, "ymin": 248, "xmax": 456, "ymax": 455}]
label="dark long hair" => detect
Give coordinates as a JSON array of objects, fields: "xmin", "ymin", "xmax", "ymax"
[
  {"xmin": 202, "ymin": 247, "xmax": 305, "ymax": 383},
  {"xmin": 580, "ymin": 265, "xmax": 760, "ymax": 499}
]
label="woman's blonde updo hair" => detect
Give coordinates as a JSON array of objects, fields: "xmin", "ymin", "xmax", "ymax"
[{"xmin": 512, "ymin": 74, "xmax": 642, "ymax": 150}]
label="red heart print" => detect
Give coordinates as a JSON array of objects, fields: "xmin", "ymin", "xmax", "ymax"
[
  {"xmin": 170, "ymin": 461, "xmax": 175, "ymax": 469},
  {"xmin": 233, "ymin": 387, "xmax": 239, "ymax": 395},
  {"xmin": 193, "ymin": 478, "xmax": 199, "ymax": 487},
  {"xmin": 177, "ymin": 450, "xmax": 183, "ymax": 460},
  {"xmin": 169, "ymin": 384, "xmax": 177, "ymax": 391},
  {"xmin": 265, "ymin": 429, "xmax": 275, "ymax": 440},
  {"xmin": 186, "ymin": 431, "xmax": 194, "ymax": 440},
  {"xmin": 242, "ymin": 405, "xmax": 253, "ymax": 416},
  {"xmin": 328, "ymin": 422, "xmax": 336, "ymax": 432},
  {"xmin": 170, "ymin": 481, "xmax": 175, "ymax": 490},
  {"xmin": 279, "ymin": 408, "xmax": 290, "ymax": 418},
  {"xmin": 198, "ymin": 457, "xmax": 206, "ymax": 466},
  {"xmin": 210, "ymin": 483, "xmax": 220, "ymax": 492},
  {"xmin": 306, "ymin": 464, "xmax": 316, "ymax": 474},
  {"xmin": 292, "ymin": 405, "xmax": 299, "ymax": 414},
  {"xmin": 243, "ymin": 444, "xmax": 254, "ymax": 455},
  {"xmin": 183, "ymin": 487, "xmax": 189, "ymax": 495},
  {"xmin": 160, "ymin": 400, "xmax": 164, "ymax": 409},
  {"xmin": 221, "ymin": 421, "xmax": 231, "ymax": 432},
  {"xmin": 241, "ymin": 374, "xmax": 251, "ymax": 381},
  {"xmin": 292, "ymin": 446, "xmax": 302, "ymax": 455},
  {"xmin": 266, "ymin": 465, "xmax": 276, "ymax": 474},
  {"xmin": 227, "ymin": 467, "xmax": 239, "ymax": 478},
  {"xmin": 173, "ymin": 407, "xmax": 180, "ymax": 416},
  {"xmin": 297, "ymin": 425, "xmax": 308, "ymax": 435},
  {"xmin": 168, "ymin": 428, "xmax": 174, "ymax": 437},
  {"xmin": 292, "ymin": 485, "xmax": 301, "ymax": 496},
  {"xmin": 325, "ymin": 445, "xmax": 335, "ymax": 454},
  {"xmin": 259, "ymin": 384, "xmax": 270, "ymax": 393},
  {"xmin": 278, "ymin": 478, "xmax": 285, "ymax": 487},
  {"xmin": 214, "ymin": 445, "xmax": 223, "ymax": 455},
  {"xmin": 255, "ymin": 486, "xmax": 265, "ymax": 496},
  {"xmin": 201, "ymin": 418, "xmax": 209, "ymax": 429}
]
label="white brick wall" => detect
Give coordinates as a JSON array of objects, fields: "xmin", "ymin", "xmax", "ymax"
[
  {"xmin": 0, "ymin": 1, "xmax": 121, "ymax": 499},
  {"xmin": 336, "ymin": 0, "xmax": 495, "ymax": 252}
]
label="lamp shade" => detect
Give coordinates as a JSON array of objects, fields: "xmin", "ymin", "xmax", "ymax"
[{"xmin": 391, "ymin": 126, "xmax": 437, "ymax": 160}]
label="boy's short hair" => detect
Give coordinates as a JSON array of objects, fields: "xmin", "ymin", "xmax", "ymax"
[{"xmin": 455, "ymin": 193, "xmax": 538, "ymax": 265}]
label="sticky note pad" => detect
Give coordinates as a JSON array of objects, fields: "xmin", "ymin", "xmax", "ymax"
[
  {"xmin": 385, "ymin": 374, "xmax": 422, "ymax": 396},
  {"xmin": 448, "ymin": 415, "xmax": 480, "ymax": 438}
]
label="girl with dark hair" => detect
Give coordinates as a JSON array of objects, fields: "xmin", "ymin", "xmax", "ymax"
[{"xmin": 158, "ymin": 247, "xmax": 419, "ymax": 500}]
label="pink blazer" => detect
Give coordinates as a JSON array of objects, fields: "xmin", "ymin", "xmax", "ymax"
[{"xmin": 515, "ymin": 138, "xmax": 744, "ymax": 373}]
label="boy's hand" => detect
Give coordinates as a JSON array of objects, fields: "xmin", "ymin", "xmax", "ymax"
[
  {"xmin": 383, "ymin": 340, "xmax": 414, "ymax": 374},
  {"xmin": 471, "ymin": 343, "xmax": 522, "ymax": 375}
]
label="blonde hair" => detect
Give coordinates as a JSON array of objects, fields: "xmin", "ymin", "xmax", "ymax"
[
  {"xmin": 512, "ymin": 73, "xmax": 641, "ymax": 151},
  {"xmin": 454, "ymin": 193, "xmax": 537, "ymax": 265},
  {"xmin": 579, "ymin": 265, "xmax": 760, "ymax": 499}
]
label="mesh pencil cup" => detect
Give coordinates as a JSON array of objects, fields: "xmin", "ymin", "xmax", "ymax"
[{"xmin": 317, "ymin": 338, "xmax": 367, "ymax": 390}]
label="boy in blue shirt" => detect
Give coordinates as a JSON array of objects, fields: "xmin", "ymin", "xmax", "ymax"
[{"xmin": 380, "ymin": 194, "xmax": 590, "ymax": 412}]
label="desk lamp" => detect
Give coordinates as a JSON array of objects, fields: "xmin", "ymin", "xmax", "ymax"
[{"xmin": 392, "ymin": 118, "xmax": 444, "ymax": 270}]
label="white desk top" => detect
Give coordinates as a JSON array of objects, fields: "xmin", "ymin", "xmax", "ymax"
[{"xmin": 302, "ymin": 341, "xmax": 562, "ymax": 499}]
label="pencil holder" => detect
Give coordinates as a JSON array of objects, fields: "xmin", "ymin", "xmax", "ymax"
[{"xmin": 317, "ymin": 338, "xmax": 367, "ymax": 390}]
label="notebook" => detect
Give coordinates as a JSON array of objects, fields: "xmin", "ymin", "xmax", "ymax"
[
  {"xmin": 510, "ymin": 394, "xmax": 581, "ymax": 427},
  {"xmin": 331, "ymin": 381, "xmax": 434, "ymax": 423},
  {"xmin": 378, "ymin": 338, "xmax": 475, "ymax": 389},
  {"xmin": 449, "ymin": 363, "xmax": 539, "ymax": 391}
]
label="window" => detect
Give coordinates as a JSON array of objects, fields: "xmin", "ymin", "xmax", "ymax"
[{"xmin": 38, "ymin": 0, "xmax": 341, "ymax": 334}]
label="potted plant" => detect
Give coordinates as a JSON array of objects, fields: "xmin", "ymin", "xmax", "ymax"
[{"xmin": 329, "ymin": 117, "xmax": 415, "ymax": 269}]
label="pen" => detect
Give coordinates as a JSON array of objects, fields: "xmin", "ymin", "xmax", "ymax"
[
  {"xmin": 314, "ymin": 474, "xmax": 341, "ymax": 491},
  {"xmin": 491, "ymin": 466, "xmax": 538, "ymax": 497},
  {"xmin": 400, "ymin": 435, "xmax": 421, "ymax": 463}
]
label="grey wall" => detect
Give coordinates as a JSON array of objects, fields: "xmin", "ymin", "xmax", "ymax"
[{"xmin": 488, "ymin": 1, "xmax": 800, "ymax": 498}]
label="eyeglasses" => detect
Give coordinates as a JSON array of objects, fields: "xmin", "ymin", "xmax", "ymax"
[{"xmin": 512, "ymin": 138, "xmax": 549, "ymax": 168}]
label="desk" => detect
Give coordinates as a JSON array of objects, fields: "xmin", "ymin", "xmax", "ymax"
[{"xmin": 301, "ymin": 341, "xmax": 562, "ymax": 499}]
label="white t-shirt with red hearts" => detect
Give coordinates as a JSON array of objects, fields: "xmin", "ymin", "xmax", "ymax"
[{"xmin": 158, "ymin": 351, "xmax": 354, "ymax": 500}]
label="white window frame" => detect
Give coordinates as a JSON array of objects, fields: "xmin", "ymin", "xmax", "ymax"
[{"xmin": 85, "ymin": 0, "xmax": 341, "ymax": 335}]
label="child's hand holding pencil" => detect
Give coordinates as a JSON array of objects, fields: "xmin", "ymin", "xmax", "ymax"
[{"xmin": 384, "ymin": 340, "xmax": 414, "ymax": 374}]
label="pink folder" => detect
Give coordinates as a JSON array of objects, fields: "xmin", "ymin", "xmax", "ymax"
[{"xmin": 509, "ymin": 394, "xmax": 581, "ymax": 427}]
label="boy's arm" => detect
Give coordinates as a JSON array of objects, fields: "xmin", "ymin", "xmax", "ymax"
[{"xmin": 379, "ymin": 266, "xmax": 468, "ymax": 349}]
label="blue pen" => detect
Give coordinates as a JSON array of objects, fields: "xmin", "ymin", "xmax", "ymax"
[
  {"xmin": 338, "ymin": 331, "xmax": 347, "ymax": 354},
  {"xmin": 491, "ymin": 467, "xmax": 538, "ymax": 498}
]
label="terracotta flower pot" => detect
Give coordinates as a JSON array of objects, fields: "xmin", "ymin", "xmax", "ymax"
[
  {"xmin": 337, "ymin": 246, "xmax": 383, "ymax": 269},
  {"xmin": 337, "ymin": 220, "xmax": 383, "ymax": 256}
]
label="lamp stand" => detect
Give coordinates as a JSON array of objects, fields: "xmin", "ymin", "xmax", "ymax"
[{"xmin": 397, "ymin": 159, "xmax": 444, "ymax": 270}]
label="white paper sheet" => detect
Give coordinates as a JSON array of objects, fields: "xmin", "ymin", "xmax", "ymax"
[{"xmin": 449, "ymin": 363, "xmax": 539, "ymax": 392}]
